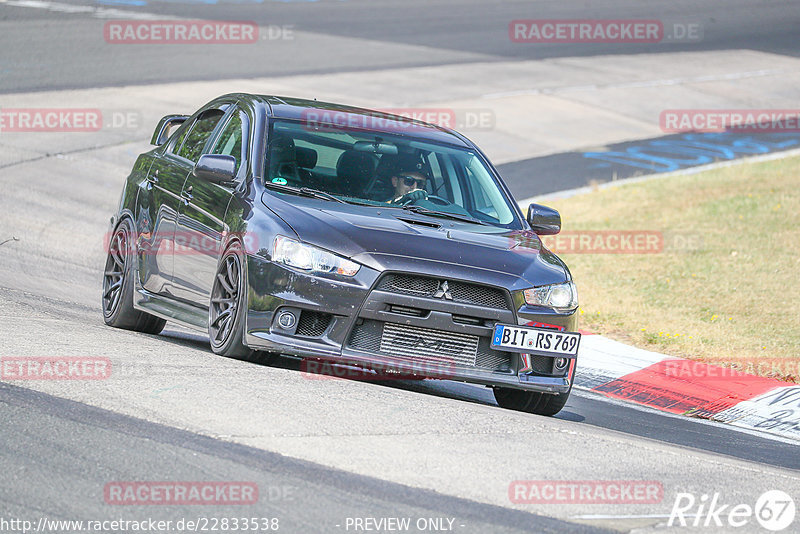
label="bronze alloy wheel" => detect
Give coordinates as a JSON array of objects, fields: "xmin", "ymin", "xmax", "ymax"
[{"xmin": 209, "ymin": 243, "xmax": 251, "ymax": 359}]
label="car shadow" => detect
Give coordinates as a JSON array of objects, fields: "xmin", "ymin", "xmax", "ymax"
[
  {"xmin": 155, "ymin": 329, "xmax": 214, "ymax": 351},
  {"xmin": 154, "ymin": 329, "xmax": 585, "ymax": 418}
]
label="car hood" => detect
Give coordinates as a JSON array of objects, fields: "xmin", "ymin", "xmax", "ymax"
[{"xmin": 262, "ymin": 193, "xmax": 569, "ymax": 287}]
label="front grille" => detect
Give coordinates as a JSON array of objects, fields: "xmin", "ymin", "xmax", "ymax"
[
  {"xmin": 376, "ymin": 274, "xmax": 510, "ymax": 310},
  {"xmin": 295, "ymin": 311, "xmax": 332, "ymax": 337},
  {"xmin": 381, "ymin": 323, "xmax": 478, "ymax": 367},
  {"xmin": 349, "ymin": 320, "xmax": 513, "ymax": 373}
]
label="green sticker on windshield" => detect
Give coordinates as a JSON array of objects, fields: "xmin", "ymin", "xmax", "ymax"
[{"xmin": 271, "ymin": 177, "xmax": 288, "ymax": 185}]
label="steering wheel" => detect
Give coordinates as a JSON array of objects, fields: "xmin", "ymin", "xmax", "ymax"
[
  {"xmin": 401, "ymin": 194, "xmax": 450, "ymax": 206},
  {"xmin": 398, "ymin": 193, "xmax": 452, "ymax": 207}
]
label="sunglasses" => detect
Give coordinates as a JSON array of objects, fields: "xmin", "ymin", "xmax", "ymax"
[{"xmin": 398, "ymin": 175, "xmax": 426, "ymax": 188}]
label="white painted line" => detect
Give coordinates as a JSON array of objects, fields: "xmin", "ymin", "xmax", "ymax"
[
  {"xmin": 572, "ymin": 514, "xmax": 685, "ymax": 520},
  {"xmin": 1, "ymin": 0, "xmax": 187, "ymax": 20}
]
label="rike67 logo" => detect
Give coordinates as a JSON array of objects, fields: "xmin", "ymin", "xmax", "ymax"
[{"xmin": 669, "ymin": 490, "xmax": 795, "ymax": 531}]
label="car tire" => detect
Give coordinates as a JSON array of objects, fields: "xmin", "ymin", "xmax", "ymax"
[
  {"xmin": 102, "ymin": 219, "xmax": 167, "ymax": 335},
  {"xmin": 493, "ymin": 386, "xmax": 571, "ymax": 416},
  {"xmin": 208, "ymin": 242, "xmax": 253, "ymax": 360}
]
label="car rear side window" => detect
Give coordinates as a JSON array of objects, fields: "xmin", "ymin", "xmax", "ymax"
[{"xmin": 176, "ymin": 109, "xmax": 226, "ymax": 162}]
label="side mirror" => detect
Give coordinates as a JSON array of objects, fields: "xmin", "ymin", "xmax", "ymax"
[
  {"xmin": 151, "ymin": 114, "xmax": 189, "ymax": 146},
  {"xmin": 527, "ymin": 203, "xmax": 561, "ymax": 235},
  {"xmin": 193, "ymin": 154, "xmax": 237, "ymax": 185}
]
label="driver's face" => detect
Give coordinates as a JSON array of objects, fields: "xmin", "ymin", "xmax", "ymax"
[{"xmin": 392, "ymin": 172, "xmax": 427, "ymax": 196}]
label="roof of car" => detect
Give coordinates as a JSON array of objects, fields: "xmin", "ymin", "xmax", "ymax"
[{"xmin": 246, "ymin": 94, "xmax": 471, "ymax": 148}]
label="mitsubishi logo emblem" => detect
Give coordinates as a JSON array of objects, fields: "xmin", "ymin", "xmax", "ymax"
[{"xmin": 433, "ymin": 280, "xmax": 453, "ymax": 300}]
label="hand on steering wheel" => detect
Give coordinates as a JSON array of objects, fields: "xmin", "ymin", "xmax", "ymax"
[{"xmin": 392, "ymin": 189, "xmax": 428, "ymax": 205}]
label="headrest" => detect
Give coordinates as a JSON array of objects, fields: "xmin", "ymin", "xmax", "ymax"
[
  {"xmin": 336, "ymin": 150, "xmax": 378, "ymax": 187},
  {"xmin": 295, "ymin": 146, "xmax": 318, "ymax": 169},
  {"xmin": 376, "ymin": 152, "xmax": 425, "ymax": 179},
  {"xmin": 269, "ymin": 135, "xmax": 296, "ymax": 161}
]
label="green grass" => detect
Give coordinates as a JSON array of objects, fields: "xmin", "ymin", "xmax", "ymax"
[{"xmin": 530, "ymin": 156, "xmax": 800, "ymax": 382}]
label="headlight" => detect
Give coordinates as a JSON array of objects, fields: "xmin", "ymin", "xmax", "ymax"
[
  {"xmin": 272, "ymin": 236, "xmax": 360, "ymax": 277},
  {"xmin": 524, "ymin": 281, "xmax": 578, "ymax": 312}
]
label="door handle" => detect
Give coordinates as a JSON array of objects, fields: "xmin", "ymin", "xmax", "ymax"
[
  {"xmin": 181, "ymin": 185, "xmax": 193, "ymax": 204},
  {"xmin": 145, "ymin": 169, "xmax": 159, "ymax": 189}
]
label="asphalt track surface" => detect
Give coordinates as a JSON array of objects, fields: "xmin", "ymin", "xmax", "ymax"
[
  {"xmin": 1, "ymin": 2, "xmax": 799, "ymax": 533},
  {"xmin": 0, "ymin": 382, "xmax": 603, "ymax": 534},
  {"xmin": 1, "ymin": 0, "xmax": 800, "ymax": 93},
  {"xmin": 498, "ymin": 132, "xmax": 800, "ymax": 199}
]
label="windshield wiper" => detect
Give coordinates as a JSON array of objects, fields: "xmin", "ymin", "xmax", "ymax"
[
  {"xmin": 264, "ymin": 182, "xmax": 347, "ymax": 204},
  {"xmin": 299, "ymin": 187, "xmax": 348, "ymax": 204},
  {"xmin": 400, "ymin": 205, "xmax": 486, "ymax": 225}
]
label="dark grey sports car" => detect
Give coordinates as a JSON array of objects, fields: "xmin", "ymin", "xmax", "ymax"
[{"xmin": 103, "ymin": 94, "xmax": 580, "ymax": 416}]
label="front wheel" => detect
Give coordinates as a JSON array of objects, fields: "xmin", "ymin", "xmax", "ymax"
[
  {"xmin": 493, "ymin": 386, "xmax": 571, "ymax": 416},
  {"xmin": 208, "ymin": 243, "xmax": 252, "ymax": 359}
]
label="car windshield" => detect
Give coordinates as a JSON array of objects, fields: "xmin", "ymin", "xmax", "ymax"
[{"xmin": 265, "ymin": 119, "xmax": 520, "ymax": 228}]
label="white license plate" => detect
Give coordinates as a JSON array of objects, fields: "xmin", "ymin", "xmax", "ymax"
[{"xmin": 491, "ymin": 324, "xmax": 580, "ymax": 356}]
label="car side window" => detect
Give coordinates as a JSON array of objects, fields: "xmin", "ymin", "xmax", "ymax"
[
  {"xmin": 211, "ymin": 109, "xmax": 248, "ymax": 173},
  {"xmin": 434, "ymin": 153, "xmax": 463, "ymax": 205},
  {"xmin": 176, "ymin": 109, "xmax": 226, "ymax": 162},
  {"xmin": 424, "ymin": 152, "xmax": 450, "ymax": 199}
]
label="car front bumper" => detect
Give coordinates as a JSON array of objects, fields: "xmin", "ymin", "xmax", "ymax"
[{"xmin": 243, "ymin": 254, "xmax": 578, "ymax": 394}]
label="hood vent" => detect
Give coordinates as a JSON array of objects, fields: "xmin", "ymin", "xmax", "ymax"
[{"xmin": 395, "ymin": 217, "xmax": 441, "ymax": 229}]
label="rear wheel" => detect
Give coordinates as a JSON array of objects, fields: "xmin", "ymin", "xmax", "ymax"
[
  {"xmin": 493, "ymin": 386, "xmax": 571, "ymax": 416},
  {"xmin": 102, "ymin": 219, "xmax": 166, "ymax": 334},
  {"xmin": 208, "ymin": 243, "xmax": 252, "ymax": 359}
]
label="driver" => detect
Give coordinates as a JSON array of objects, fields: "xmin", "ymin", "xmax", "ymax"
[{"xmin": 387, "ymin": 171, "xmax": 429, "ymax": 204}]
